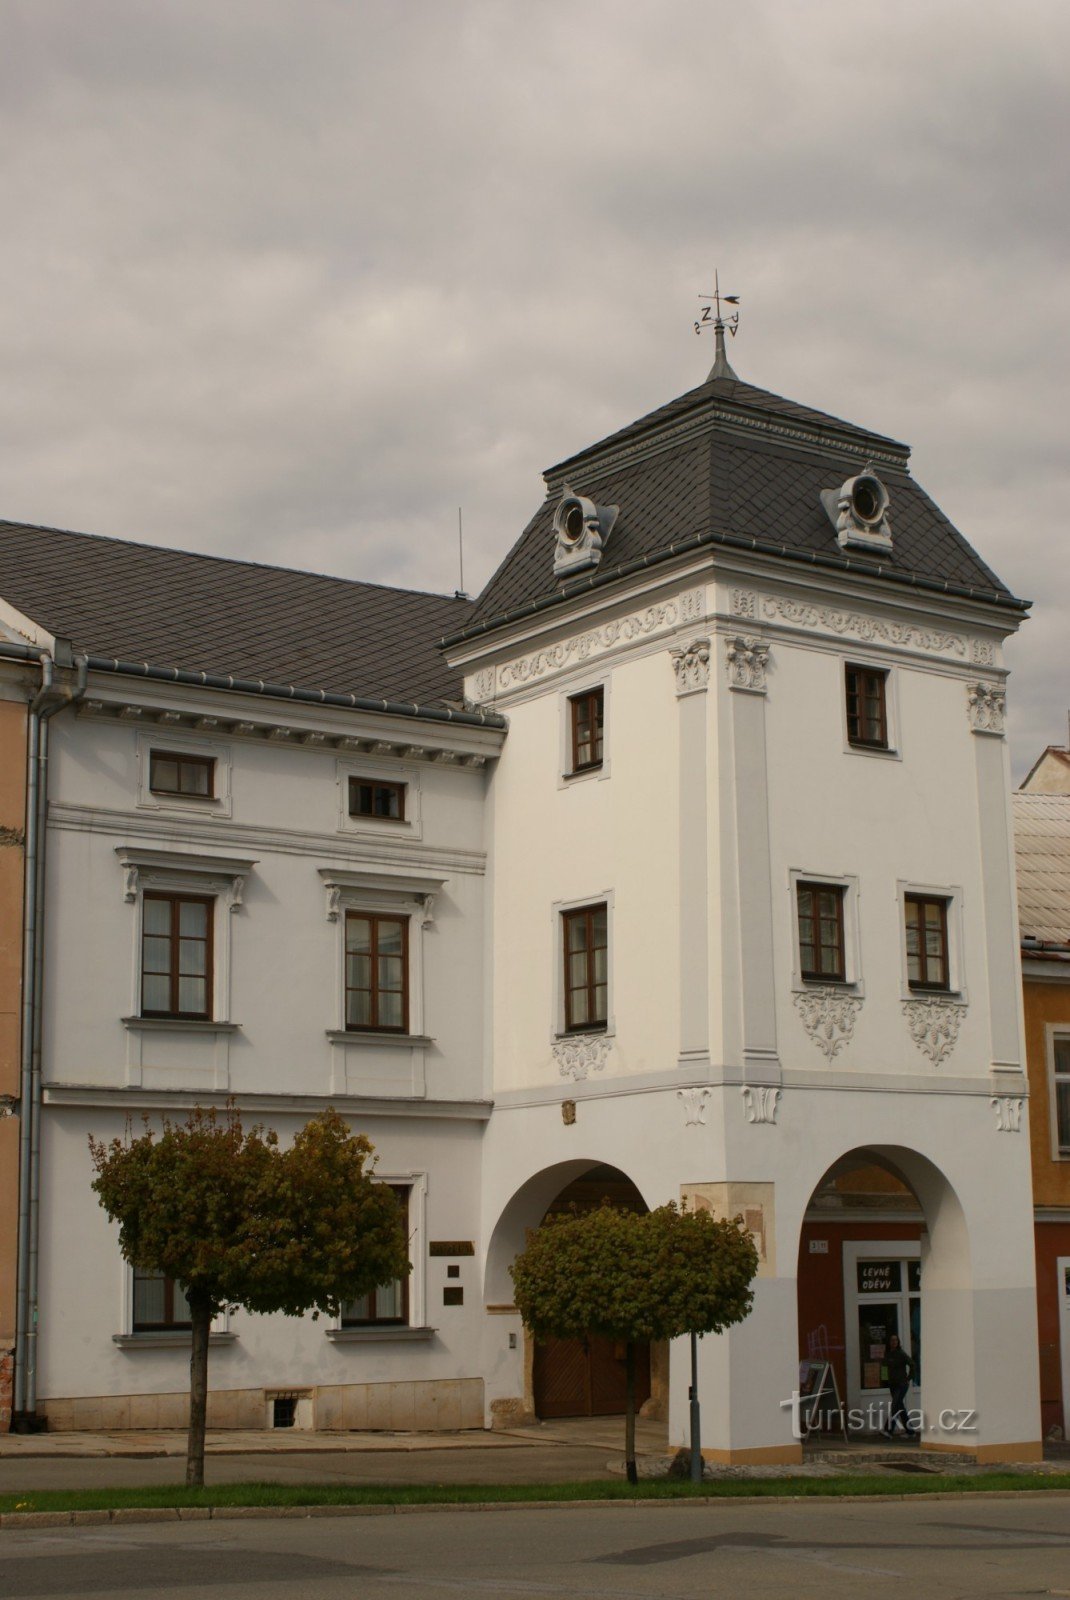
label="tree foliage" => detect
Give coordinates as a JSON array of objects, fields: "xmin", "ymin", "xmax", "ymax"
[
  {"xmin": 510, "ymin": 1202, "xmax": 758, "ymax": 1343},
  {"xmin": 510, "ymin": 1201, "xmax": 758, "ymax": 1483},
  {"xmin": 89, "ymin": 1104, "xmax": 409, "ymax": 1484}
]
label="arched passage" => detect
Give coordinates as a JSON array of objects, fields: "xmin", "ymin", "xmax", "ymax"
[
  {"xmin": 796, "ymin": 1145, "xmax": 970, "ymax": 1438},
  {"xmin": 484, "ymin": 1160, "xmax": 663, "ymax": 1421}
]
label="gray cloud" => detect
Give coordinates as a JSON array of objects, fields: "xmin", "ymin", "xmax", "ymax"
[{"xmin": 0, "ymin": 0, "xmax": 1066, "ymax": 772}]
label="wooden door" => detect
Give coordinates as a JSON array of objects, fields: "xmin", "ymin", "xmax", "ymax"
[{"xmin": 534, "ymin": 1334, "xmax": 651, "ymax": 1418}]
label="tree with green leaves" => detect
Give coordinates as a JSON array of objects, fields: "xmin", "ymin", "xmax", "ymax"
[
  {"xmin": 89, "ymin": 1105, "xmax": 408, "ymax": 1487},
  {"xmin": 510, "ymin": 1201, "xmax": 758, "ymax": 1483}
]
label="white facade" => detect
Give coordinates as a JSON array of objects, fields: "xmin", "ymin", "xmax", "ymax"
[{"xmin": 0, "ymin": 362, "xmax": 1043, "ymax": 1461}]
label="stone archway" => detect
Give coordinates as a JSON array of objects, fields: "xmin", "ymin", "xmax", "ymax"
[
  {"xmin": 795, "ymin": 1145, "xmax": 971, "ymax": 1443},
  {"xmin": 483, "ymin": 1159, "xmax": 668, "ymax": 1424}
]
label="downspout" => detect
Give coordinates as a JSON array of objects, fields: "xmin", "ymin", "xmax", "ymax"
[{"xmin": 12, "ymin": 644, "xmax": 86, "ymax": 1427}]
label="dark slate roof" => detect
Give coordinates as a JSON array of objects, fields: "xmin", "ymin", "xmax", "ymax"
[
  {"xmin": 0, "ymin": 520, "xmax": 473, "ymax": 709},
  {"xmin": 459, "ymin": 372, "xmax": 1024, "ymax": 638}
]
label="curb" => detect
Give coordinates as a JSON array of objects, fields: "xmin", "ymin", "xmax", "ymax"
[{"xmin": 4, "ymin": 1487, "xmax": 1070, "ymax": 1529}]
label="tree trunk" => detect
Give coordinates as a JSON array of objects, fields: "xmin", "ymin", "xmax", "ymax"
[
  {"xmin": 624, "ymin": 1339, "xmax": 638, "ymax": 1486},
  {"xmin": 186, "ymin": 1293, "xmax": 211, "ymax": 1489}
]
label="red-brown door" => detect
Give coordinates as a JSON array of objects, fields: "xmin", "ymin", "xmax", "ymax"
[{"xmin": 534, "ymin": 1335, "xmax": 651, "ymax": 1418}]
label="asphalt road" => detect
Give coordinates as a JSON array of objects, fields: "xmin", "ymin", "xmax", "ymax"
[{"xmin": 3, "ymin": 1498, "xmax": 1070, "ymax": 1599}]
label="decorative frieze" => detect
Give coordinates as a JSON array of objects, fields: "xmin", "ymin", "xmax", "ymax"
[
  {"xmin": 970, "ymin": 638, "xmax": 994, "ymax": 666},
  {"xmin": 759, "ymin": 595, "xmax": 966, "ymax": 657},
  {"xmin": 793, "ymin": 987, "xmax": 862, "ymax": 1061},
  {"xmin": 990, "ymin": 1095, "xmax": 1023, "ymax": 1133},
  {"xmin": 725, "ymin": 636, "xmax": 770, "ymax": 694},
  {"xmin": 730, "ymin": 588, "xmax": 757, "ymax": 619},
  {"xmin": 493, "ymin": 591, "xmax": 704, "ymax": 693},
  {"xmin": 901, "ymin": 996, "xmax": 966, "ymax": 1066},
  {"xmin": 677, "ymin": 1086, "xmax": 711, "ymax": 1126},
  {"xmin": 741, "ymin": 1085, "xmax": 780, "ymax": 1125},
  {"xmin": 966, "ymin": 681, "xmax": 1006, "ymax": 736},
  {"xmin": 670, "ymin": 638, "xmax": 711, "ymax": 696},
  {"xmin": 553, "ymin": 1034, "xmax": 612, "ymax": 1082}
]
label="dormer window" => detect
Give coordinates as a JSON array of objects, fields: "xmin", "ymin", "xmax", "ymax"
[
  {"xmin": 552, "ymin": 486, "xmax": 619, "ymax": 579},
  {"xmin": 820, "ymin": 467, "xmax": 892, "ymax": 554}
]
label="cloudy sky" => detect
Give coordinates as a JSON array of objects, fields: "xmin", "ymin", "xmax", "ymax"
[{"xmin": 1, "ymin": 0, "xmax": 1066, "ymax": 774}]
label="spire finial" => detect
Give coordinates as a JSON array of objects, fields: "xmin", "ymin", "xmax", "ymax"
[{"xmin": 694, "ymin": 269, "xmax": 740, "ymax": 381}]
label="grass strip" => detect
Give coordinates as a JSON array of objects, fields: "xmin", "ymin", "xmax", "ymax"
[{"xmin": 4, "ymin": 1474, "xmax": 1070, "ymax": 1515}]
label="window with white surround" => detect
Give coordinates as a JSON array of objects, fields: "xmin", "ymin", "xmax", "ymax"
[
  {"xmin": 136, "ymin": 731, "xmax": 232, "ymax": 817},
  {"xmin": 319, "ymin": 867, "xmax": 445, "ymax": 1042},
  {"xmin": 559, "ymin": 677, "xmax": 610, "ymax": 786},
  {"xmin": 552, "ymin": 890, "xmax": 614, "ymax": 1038},
  {"xmin": 842, "ymin": 660, "xmax": 900, "ymax": 759},
  {"xmin": 337, "ymin": 758, "xmax": 422, "ymax": 840},
  {"xmin": 328, "ymin": 1171, "xmax": 428, "ymax": 1339},
  {"xmin": 789, "ymin": 869, "xmax": 862, "ymax": 991},
  {"xmin": 113, "ymin": 1262, "xmax": 232, "ymax": 1348},
  {"xmin": 116, "ymin": 847, "xmax": 255, "ymax": 1029},
  {"xmin": 896, "ymin": 881, "xmax": 965, "ymax": 1000},
  {"xmin": 1051, "ymin": 1032, "xmax": 1070, "ymax": 1159}
]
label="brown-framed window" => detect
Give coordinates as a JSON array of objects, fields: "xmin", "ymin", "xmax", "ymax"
[
  {"xmin": 797, "ymin": 882, "xmax": 846, "ymax": 982},
  {"xmin": 149, "ymin": 751, "xmax": 215, "ymax": 798},
  {"xmin": 132, "ymin": 1266, "xmax": 191, "ymax": 1332},
  {"xmin": 348, "ymin": 778, "xmax": 406, "ymax": 821},
  {"xmin": 341, "ymin": 1186, "xmax": 411, "ymax": 1325},
  {"xmin": 562, "ymin": 903, "xmax": 608, "ymax": 1032},
  {"xmin": 569, "ymin": 687, "xmax": 604, "ymax": 774},
  {"xmin": 845, "ymin": 665, "xmax": 888, "ymax": 749},
  {"xmin": 904, "ymin": 894, "xmax": 950, "ymax": 990},
  {"xmin": 141, "ymin": 893, "xmax": 213, "ymax": 1018},
  {"xmin": 1054, "ymin": 1038, "xmax": 1070, "ymax": 1157},
  {"xmin": 345, "ymin": 913, "xmax": 408, "ymax": 1032}
]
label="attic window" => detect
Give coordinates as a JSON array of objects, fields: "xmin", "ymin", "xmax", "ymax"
[{"xmin": 149, "ymin": 752, "xmax": 215, "ymax": 799}]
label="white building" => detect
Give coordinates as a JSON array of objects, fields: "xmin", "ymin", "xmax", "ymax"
[{"xmin": 0, "ymin": 340, "xmax": 1042, "ymax": 1461}]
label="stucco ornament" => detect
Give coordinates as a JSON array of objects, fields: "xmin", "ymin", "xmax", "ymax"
[
  {"xmin": 725, "ymin": 635, "xmax": 770, "ymax": 693},
  {"xmin": 901, "ymin": 996, "xmax": 966, "ymax": 1066},
  {"xmin": 741, "ymin": 1085, "xmax": 780, "ymax": 1125},
  {"xmin": 551, "ymin": 486, "xmax": 619, "ymax": 579},
  {"xmin": 553, "ymin": 1034, "xmax": 612, "ymax": 1081},
  {"xmin": 677, "ymin": 1086, "xmax": 712, "ymax": 1126},
  {"xmin": 990, "ymin": 1096, "xmax": 1023, "ymax": 1133},
  {"xmin": 966, "ymin": 681, "xmax": 1006, "ymax": 736},
  {"xmin": 670, "ymin": 638, "xmax": 711, "ymax": 696},
  {"xmin": 793, "ymin": 987, "xmax": 862, "ymax": 1061}
]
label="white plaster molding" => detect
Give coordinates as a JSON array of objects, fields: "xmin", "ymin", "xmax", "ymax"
[
  {"xmin": 670, "ymin": 638, "xmax": 711, "ymax": 696},
  {"xmin": 970, "ymin": 638, "xmax": 995, "ymax": 666},
  {"xmin": 725, "ymin": 635, "xmax": 770, "ymax": 693},
  {"xmin": 553, "ymin": 1034, "xmax": 612, "ymax": 1082},
  {"xmin": 115, "ymin": 847, "xmax": 256, "ymax": 913},
  {"xmin": 990, "ymin": 1095, "xmax": 1023, "ymax": 1133},
  {"xmin": 677, "ymin": 1086, "xmax": 711, "ymax": 1126},
  {"xmin": 741, "ymin": 1084, "xmax": 781, "ymax": 1124},
  {"xmin": 759, "ymin": 595, "xmax": 966, "ymax": 657},
  {"xmin": 680, "ymin": 588, "xmax": 706, "ymax": 623},
  {"xmin": 902, "ymin": 996, "xmax": 967, "ymax": 1066},
  {"xmin": 966, "ymin": 680, "xmax": 1006, "ymax": 736},
  {"xmin": 473, "ymin": 669, "xmax": 495, "ymax": 703},
  {"xmin": 793, "ymin": 987, "xmax": 862, "ymax": 1061},
  {"xmin": 730, "ymin": 588, "xmax": 757, "ymax": 619},
  {"xmin": 495, "ymin": 593, "xmax": 703, "ymax": 692},
  {"xmin": 317, "ymin": 866, "xmax": 447, "ymax": 924}
]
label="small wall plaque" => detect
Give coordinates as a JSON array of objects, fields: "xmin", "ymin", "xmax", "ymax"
[
  {"xmin": 429, "ymin": 1241, "xmax": 474, "ymax": 1257},
  {"xmin": 443, "ymin": 1286, "xmax": 464, "ymax": 1306}
]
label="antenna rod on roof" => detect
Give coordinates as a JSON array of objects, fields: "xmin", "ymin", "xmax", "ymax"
[{"xmin": 455, "ymin": 507, "xmax": 467, "ymax": 601}]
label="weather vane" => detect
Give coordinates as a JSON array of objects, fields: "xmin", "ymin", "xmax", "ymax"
[{"xmin": 694, "ymin": 270, "xmax": 740, "ymax": 339}]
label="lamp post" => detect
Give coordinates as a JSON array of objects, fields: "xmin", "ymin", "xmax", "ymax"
[{"xmin": 689, "ymin": 1330, "xmax": 703, "ymax": 1483}]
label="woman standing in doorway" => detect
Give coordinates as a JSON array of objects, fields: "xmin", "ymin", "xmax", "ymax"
[{"xmin": 882, "ymin": 1333, "xmax": 917, "ymax": 1438}]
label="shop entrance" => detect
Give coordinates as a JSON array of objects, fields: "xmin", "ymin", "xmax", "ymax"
[
  {"xmin": 531, "ymin": 1165, "xmax": 651, "ymax": 1420},
  {"xmin": 797, "ymin": 1154, "xmax": 925, "ymax": 1433}
]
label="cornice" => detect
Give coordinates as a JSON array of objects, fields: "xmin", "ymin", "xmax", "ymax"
[
  {"xmin": 42, "ymin": 1083, "xmax": 493, "ymax": 1121},
  {"xmin": 48, "ymin": 802, "xmax": 488, "ymax": 875}
]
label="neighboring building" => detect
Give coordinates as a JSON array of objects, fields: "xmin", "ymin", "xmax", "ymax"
[
  {"xmin": 0, "ymin": 336, "xmax": 1043, "ymax": 1461},
  {"xmin": 0, "ymin": 680, "xmax": 27, "ymax": 1430},
  {"xmin": 1015, "ymin": 746, "xmax": 1070, "ymax": 1437}
]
